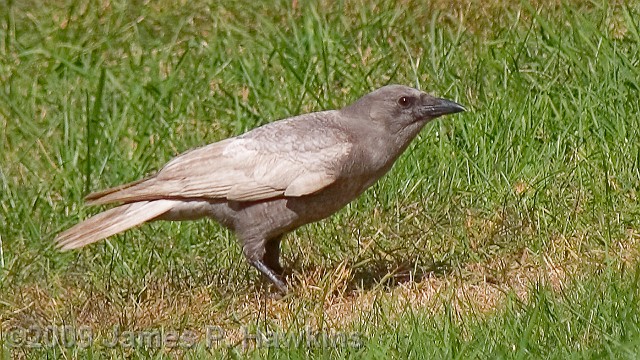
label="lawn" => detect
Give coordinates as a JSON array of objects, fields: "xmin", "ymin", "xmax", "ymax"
[{"xmin": 1, "ymin": 0, "xmax": 640, "ymax": 358}]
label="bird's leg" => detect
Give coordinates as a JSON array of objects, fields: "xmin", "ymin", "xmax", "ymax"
[
  {"xmin": 263, "ymin": 235, "xmax": 284, "ymax": 275},
  {"xmin": 243, "ymin": 236, "xmax": 288, "ymax": 293},
  {"xmin": 250, "ymin": 259, "xmax": 288, "ymax": 293}
]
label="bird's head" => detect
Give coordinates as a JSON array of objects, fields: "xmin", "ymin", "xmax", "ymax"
[{"xmin": 341, "ymin": 84, "xmax": 465, "ymax": 135}]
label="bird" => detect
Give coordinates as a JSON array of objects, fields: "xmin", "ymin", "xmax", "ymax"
[{"xmin": 55, "ymin": 85, "xmax": 465, "ymax": 293}]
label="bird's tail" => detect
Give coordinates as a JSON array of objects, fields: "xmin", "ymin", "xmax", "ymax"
[{"xmin": 55, "ymin": 200, "xmax": 177, "ymax": 250}]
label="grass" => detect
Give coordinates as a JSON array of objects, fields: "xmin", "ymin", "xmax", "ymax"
[{"xmin": 1, "ymin": 0, "xmax": 640, "ymax": 358}]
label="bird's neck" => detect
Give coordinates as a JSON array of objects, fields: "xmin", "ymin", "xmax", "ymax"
[{"xmin": 348, "ymin": 119, "xmax": 429, "ymax": 179}]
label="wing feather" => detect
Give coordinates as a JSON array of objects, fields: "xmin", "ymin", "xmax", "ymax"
[{"xmin": 87, "ymin": 112, "xmax": 351, "ymax": 205}]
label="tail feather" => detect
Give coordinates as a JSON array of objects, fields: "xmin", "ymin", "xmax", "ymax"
[{"xmin": 55, "ymin": 200, "xmax": 176, "ymax": 250}]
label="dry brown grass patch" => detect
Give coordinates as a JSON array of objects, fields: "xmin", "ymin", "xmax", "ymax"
[{"xmin": 2, "ymin": 228, "xmax": 639, "ymax": 348}]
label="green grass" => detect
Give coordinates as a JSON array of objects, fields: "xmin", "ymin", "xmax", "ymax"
[{"xmin": 1, "ymin": 0, "xmax": 640, "ymax": 358}]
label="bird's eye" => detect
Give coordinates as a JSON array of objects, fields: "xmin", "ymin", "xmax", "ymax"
[{"xmin": 397, "ymin": 96, "xmax": 412, "ymax": 107}]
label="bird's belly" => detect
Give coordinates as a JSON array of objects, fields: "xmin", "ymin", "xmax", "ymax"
[
  {"xmin": 157, "ymin": 176, "xmax": 380, "ymax": 241},
  {"xmin": 286, "ymin": 178, "xmax": 373, "ymax": 223}
]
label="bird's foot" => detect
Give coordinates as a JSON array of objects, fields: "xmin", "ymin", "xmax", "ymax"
[{"xmin": 251, "ymin": 259, "xmax": 288, "ymax": 294}]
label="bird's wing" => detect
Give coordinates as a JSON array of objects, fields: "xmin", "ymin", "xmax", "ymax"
[{"xmin": 87, "ymin": 113, "xmax": 352, "ymax": 204}]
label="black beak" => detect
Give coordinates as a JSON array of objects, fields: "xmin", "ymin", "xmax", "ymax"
[{"xmin": 422, "ymin": 97, "xmax": 466, "ymax": 117}]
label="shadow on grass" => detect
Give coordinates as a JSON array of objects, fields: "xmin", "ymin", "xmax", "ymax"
[
  {"xmin": 347, "ymin": 257, "xmax": 453, "ymax": 291},
  {"xmin": 284, "ymin": 254, "xmax": 455, "ymax": 293}
]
